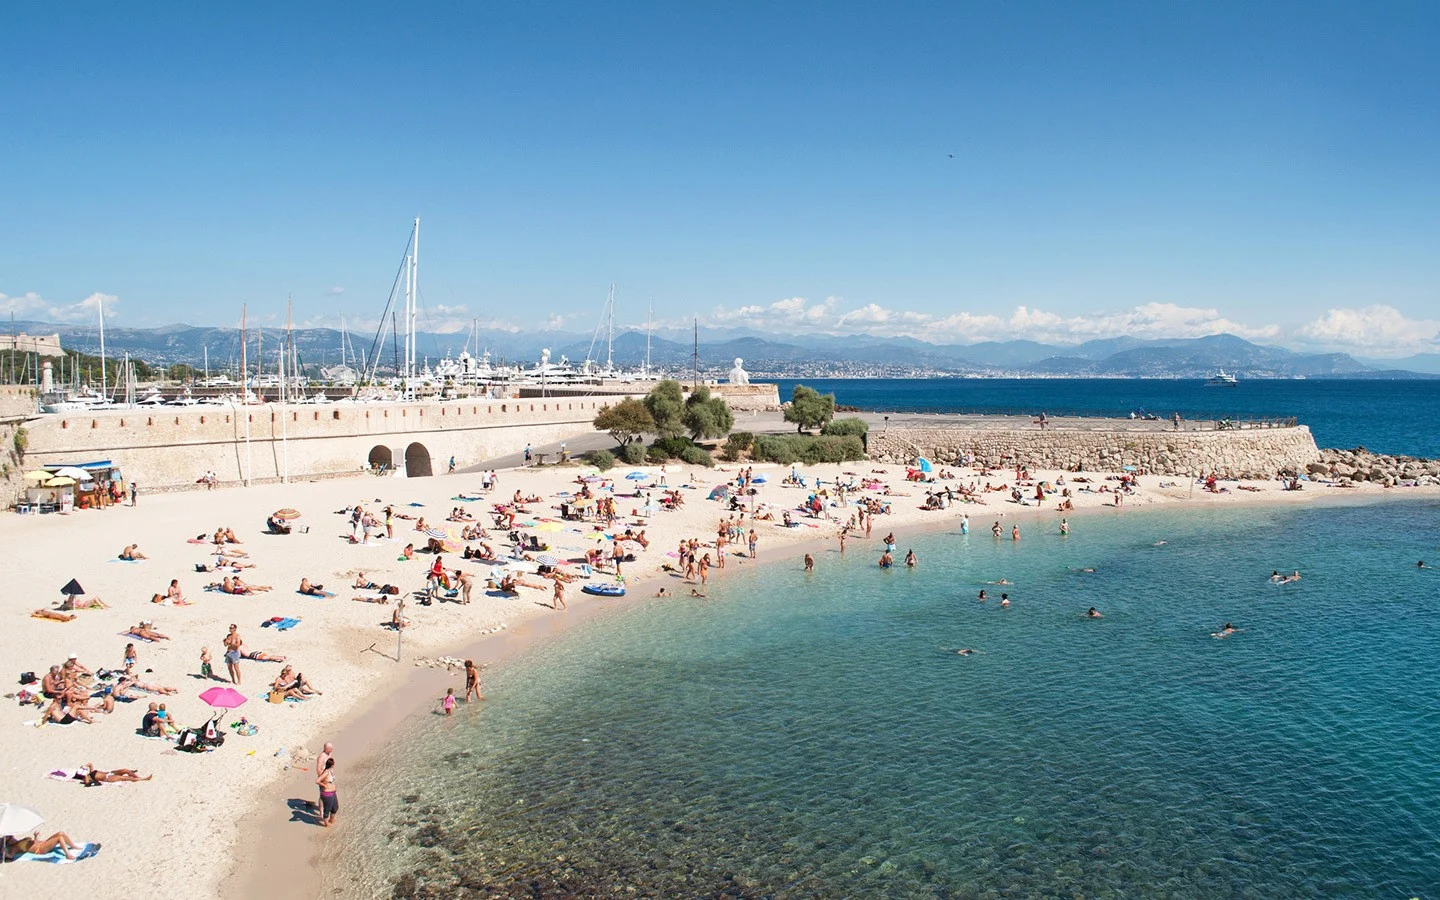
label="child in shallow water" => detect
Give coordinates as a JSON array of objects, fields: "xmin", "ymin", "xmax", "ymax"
[{"xmin": 441, "ymin": 687, "xmax": 457, "ymax": 717}]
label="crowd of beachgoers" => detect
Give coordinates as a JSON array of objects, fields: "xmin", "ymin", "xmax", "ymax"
[{"xmin": 1, "ymin": 448, "xmax": 1430, "ymax": 893}]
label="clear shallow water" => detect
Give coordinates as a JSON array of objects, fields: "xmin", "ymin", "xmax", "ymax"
[
  {"xmin": 774, "ymin": 378, "xmax": 1440, "ymax": 459},
  {"xmin": 331, "ymin": 499, "xmax": 1440, "ymax": 898}
]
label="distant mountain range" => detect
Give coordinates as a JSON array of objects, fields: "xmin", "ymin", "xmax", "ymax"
[{"xmin": 10, "ymin": 319, "xmax": 1437, "ymax": 380}]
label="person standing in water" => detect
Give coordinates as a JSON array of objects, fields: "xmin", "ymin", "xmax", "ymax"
[
  {"xmin": 1011, "ymin": 524, "xmax": 1020, "ymax": 541},
  {"xmin": 1060, "ymin": 518, "xmax": 1069, "ymax": 535},
  {"xmin": 960, "ymin": 515, "xmax": 969, "ymax": 535},
  {"xmin": 804, "ymin": 553, "xmax": 815, "ymax": 572},
  {"xmin": 904, "ymin": 549, "xmax": 917, "ymax": 567}
]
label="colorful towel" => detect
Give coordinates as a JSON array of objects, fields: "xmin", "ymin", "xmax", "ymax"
[
  {"xmin": 261, "ymin": 617, "xmax": 301, "ymax": 630},
  {"xmin": 120, "ymin": 632, "xmax": 156, "ymax": 642},
  {"xmin": 296, "ymin": 590, "xmax": 335, "ymax": 598}
]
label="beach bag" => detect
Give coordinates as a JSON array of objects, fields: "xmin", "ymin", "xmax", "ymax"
[
  {"xmin": 269, "ymin": 689, "xmax": 285, "ymax": 704},
  {"xmin": 18, "ymin": 672, "xmax": 36, "ymax": 685}
]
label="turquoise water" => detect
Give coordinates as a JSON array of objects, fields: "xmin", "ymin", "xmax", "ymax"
[{"xmin": 332, "ymin": 499, "xmax": 1440, "ymax": 898}]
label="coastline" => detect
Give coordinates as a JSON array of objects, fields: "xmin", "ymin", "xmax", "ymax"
[
  {"xmin": 2, "ymin": 448, "xmax": 1434, "ymax": 899},
  {"xmin": 227, "ymin": 480, "xmax": 1419, "ymax": 899}
]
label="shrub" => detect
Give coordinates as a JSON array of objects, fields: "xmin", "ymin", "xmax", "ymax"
[
  {"xmin": 821, "ymin": 417, "xmax": 868, "ymax": 437},
  {"xmin": 12, "ymin": 426, "xmax": 28, "ymax": 457},
  {"xmin": 645, "ymin": 445, "xmax": 668, "ymax": 464},
  {"xmin": 618, "ymin": 442, "xmax": 647, "ymax": 465},
  {"xmin": 585, "ymin": 449, "xmax": 615, "ymax": 471},
  {"xmin": 720, "ymin": 431, "xmax": 754, "ymax": 462},
  {"xmin": 751, "ymin": 434, "xmax": 865, "ymax": 465},
  {"xmin": 679, "ymin": 445, "xmax": 714, "ymax": 467},
  {"xmin": 649, "ymin": 435, "xmax": 696, "ymax": 460},
  {"xmin": 682, "ymin": 385, "xmax": 734, "ymax": 440}
]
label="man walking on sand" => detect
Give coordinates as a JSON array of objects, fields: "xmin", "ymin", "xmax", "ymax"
[{"xmin": 130, "ymin": 482, "xmax": 138, "ymax": 506}]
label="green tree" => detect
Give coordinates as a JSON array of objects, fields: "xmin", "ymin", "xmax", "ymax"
[
  {"xmin": 168, "ymin": 363, "xmax": 197, "ymax": 383},
  {"xmin": 593, "ymin": 397, "xmax": 655, "ymax": 445},
  {"xmin": 783, "ymin": 384, "xmax": 836, "ymax": 433},
  {"xmin": 681, "ymin": 385, "xmax": 734, "ymax": 441},
  {"xmin": 643, "ymin": 379, "xmax": 686, "ymax": 438}
]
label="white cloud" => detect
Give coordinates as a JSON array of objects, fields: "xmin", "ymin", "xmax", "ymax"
[
  {"xmin": 326, "ymin": 286, "xmax": 345, "ymax": 296},
  {"xmin": 1295, "ymin": 305, "xmax": 1440, "ymax": 357},
  {"xmin": 698, "ymin": 296, "xmax": 1280, "ymax": 346},
  {"xmin": 0, "ymin": 291, "xmax": 119, "ymax": 323}
]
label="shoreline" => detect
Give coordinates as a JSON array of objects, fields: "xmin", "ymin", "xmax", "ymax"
[
  {"xmin": 228, "ymin": 481, "xmax": 1417, "ymax": 899},
  {"xmin": 2, "ymin": 449, "xmax": 1434, "ymax": 899}
]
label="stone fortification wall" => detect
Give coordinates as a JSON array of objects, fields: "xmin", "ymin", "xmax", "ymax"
[
  {"xmin": 0, "ymin": 386, "xmax": 39, "ymax": 420},
  {"xmin": 19, "ymin": 398, "xmax": 609, "ymax": 491},
  {"xmin": 869, "ymin": 423, "xmax": 1321, "ymax": 479},
  {"xmin": 697, "ymin": 383, "xmax": 781, "ymax": 411},
  {"xmin": 0, "ymin": 333, "xmax": 64, "ymax": 357}
]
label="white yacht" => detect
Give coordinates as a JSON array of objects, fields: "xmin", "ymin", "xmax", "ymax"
[{"xmin": 1205, "ymin": 369, "xmax": 1239, "ymax": 387}]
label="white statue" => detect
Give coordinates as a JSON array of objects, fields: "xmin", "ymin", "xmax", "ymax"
[{"xmin": 727, "ymin": 357, "xmax": 750, "ymax": 385}]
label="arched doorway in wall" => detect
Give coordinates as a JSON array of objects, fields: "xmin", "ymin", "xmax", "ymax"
[
  {"xmin": 368, "ymin": 445, "xmax": 393, "ymax": 473},
  {"xmin": 404, "ymin": 442, "xmax": 433, "ymax": 477}
]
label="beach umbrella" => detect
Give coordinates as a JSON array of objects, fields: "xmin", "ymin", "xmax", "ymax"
[
  {"xmin": 60, "ymin": 578, "xmax": 85, "ymax": 597},
  {"xmin": 582, "ymin": 475, "xmax": 604, "ymax": 483},
  {"xmin": 271, "ymin": 508, "xmax": 302, "ymax": 520},
  {"xmin": 917, "ymin": 457, "xmax": 934, "ymax": 473},
  {"xmin": 624, "ymin": 472, "xmax": 647, "ymax": 481},
  {"xmin": 51, "ymin": 466, "xmax": 92, "ymax": 480},
  {"xmin": 425, "ymin": 528, "xmax": 448, "ymax": 539},
  {"xmin": 752, "ymin": 475, "xmax": 768, "ymax": 484},
  {"xmin": 0, "ymin": 803, "xmax": 44, "ymax": 838},
  {"xmin": 535, "ymin": 554, "xmax": 560, "ymax": 567},
  {"xmin": 22, "ymin": 470, "xmax": 50, "ymax": 483},
  {"xmin": 583, "ymin": 531, "xmax": 609, "ymax": 541},
  {"xmin": 533, "ymin": 521, "xmax": 564, "ymax": 532},
  {"xmin": 44, "ymin": 476, "xmax": 77, "ymax": 487},
  {"xmin": 198, "ymin": 686, "xmax": 248, "ymax": 709}
]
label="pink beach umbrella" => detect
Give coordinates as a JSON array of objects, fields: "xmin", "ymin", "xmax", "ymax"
[{"xmin": 198, "ymin": 686, "xmax": 248, "ymax": 709}]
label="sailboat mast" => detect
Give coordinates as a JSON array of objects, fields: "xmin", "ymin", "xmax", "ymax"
[
  {"xmin": 606, "ymin": 282, "xmax": 615, "ymax": 371},
  {"xmin": 241, "ymin": 304, "xmax": 252, "ymax": 486},
  {"xmin": 98, "ymin": 296, "xmax": 107, "ymax": 398}
]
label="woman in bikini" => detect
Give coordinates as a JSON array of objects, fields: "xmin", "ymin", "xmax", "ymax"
[{"xmin": 127, "ymin": 621, "xmax": 170, "ymax": 641}]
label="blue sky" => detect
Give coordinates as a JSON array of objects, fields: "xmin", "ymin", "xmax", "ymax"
[{"xmin": 3, "ymin": 2, "xmax": 1438, "ymax": 355}]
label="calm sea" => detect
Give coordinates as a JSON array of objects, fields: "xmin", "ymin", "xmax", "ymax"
[
  {"xmin": 773, "ymin": 378, "xmax": 1440, "ymax": 459},
  {"xmin": 327, "ymin": 498, "xmax": 1440, "ymax": 898}
]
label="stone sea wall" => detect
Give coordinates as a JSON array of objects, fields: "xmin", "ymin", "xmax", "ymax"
[
  {"xmin": 15, "ymin": 397, "xmax": 610, "ymax": 493},
  {"xmin": 869, "ymin": 424, "xmax": 1321, "ymax": 479}
]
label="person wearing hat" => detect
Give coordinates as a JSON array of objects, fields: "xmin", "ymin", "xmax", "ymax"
[{"xmin": 62, "ymin": 654, "xmax": 92, "ymax": 679}]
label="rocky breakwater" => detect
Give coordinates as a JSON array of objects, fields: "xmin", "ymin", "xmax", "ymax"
[
  {"xmin": 1311, "ymin": 448, "xmax": 1440, "ymax": 487},
  {"xmin": 869, "ymin": 423, "xmax": 1321, "ymax": 479}
]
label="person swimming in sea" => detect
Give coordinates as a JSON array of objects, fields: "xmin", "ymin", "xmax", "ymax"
[
  {"xmin": 1270, "ymin": 570, "xmax": 1285, "ymax": 583},
  {"xmin": 1420, "ymin": 561, "xmax": 1431, "ymax": 569},
  {"xmin": 985, "ymin": 579, "xmax": 1011, "ymax": 585},
  {"xmin": 948, "ymin": 648, "xmax": 976, "ymax": 656},
  {"xmin": 1000, "ymin": 594, "xmax": 1010, "ymax": 608},
  {"xmin": 1087, "ymin": 607, "xmax": 1103, "ymax": 618},
  {"xmin": 1212, "ymin": 622, "xmax": 1240, "ymax": 638},
  {"xmin": 977, "ymin": 590, "xmax": 988, "ymax": 601}
]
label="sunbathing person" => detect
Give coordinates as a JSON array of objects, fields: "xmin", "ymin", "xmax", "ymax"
[
  {"xmin": 33, "ymin": 608, "xmax": 76, "ymax": 622},
  {"xmin": 126, "ymin": 621, "xmax": 170, "ymax": 641},
  {"xmin": 277, "ymin": 665, "xmax": 322, "ymax": 695},
  {"xmin": 269, "ymin": 673, "xmax": 307, "ymax": 701},
  {"xmin": 233, "ymin": 576, "xmax": 271, "ymax": 593},
  {"xmin": 414, "ymin": 517, "xmax": 429, "ymax": 532},
  {"xmin": 223, "ymin": 527, "xmax": 242, "ymax": 544},
  {"xmin": 1, "ymin": 830, "xmax": 85, "ymax": 861},
  {"xmin": 42, "ymin": 696, "xmax": 94, "ymax": 725},
  {"xmin": 119, "ymin": 544, "xmax": 147, "ymax": 560},
  {"xmin": 116, "ymin": 667, "xmax": 179, "ymax": 695},
  {"xmin": 81, "ymin": 764, "xmax": 153, "ymax": 784},
  {"xmin": 241, "ymin": 649, "xmax": 287, "ymax": 662},
  {"xmin": 353, "ymin": 572, "xmax": 379, "ymax": 589},
  {"xmin": 298, "ymin": 578, "xmax": 327, "ymax": 596},
  {"xmin": 351, "ymin": 594, "xmax": 391, "ymax": 604},
  {"xmin": 390, "ymin": 606, "xmax": 410, "ymax": 629}
]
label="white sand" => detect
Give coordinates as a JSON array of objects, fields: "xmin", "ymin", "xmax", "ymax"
[{"xmin": 0, "ymin": 456, "xmax": 1428, "ymax": 894}]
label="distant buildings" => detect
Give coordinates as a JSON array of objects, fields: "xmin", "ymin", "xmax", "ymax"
[{"xmin": 0, "ymin": 333, "xmax": 64, "ymax": 357}]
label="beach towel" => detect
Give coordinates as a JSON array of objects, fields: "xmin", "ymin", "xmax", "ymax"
[
  {"xmin": 261, "ymin": 617, "xmax": 301, "ymax": 630},
  {"xmin": 120, "ymin": 632, "xmax": 157, "ymax": 642},
  {"xmin": 45, "ymin": 768, "xmax": 84, "ymax": 782},
  {"xmin": 296, "ymin": 590, "xmax": 336, "ymax": 598},
  {"xmin": 18, "ymin": 842, "xmax": 100, "ymax": 863},
  {"xmin": 108, "ymin": 558, "xmax": 143, "ymax": 564}
]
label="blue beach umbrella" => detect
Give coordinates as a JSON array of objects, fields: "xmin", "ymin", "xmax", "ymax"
[
  {"xmin": 752, "ymin": 475, "xmax": 768, "ymax": 484},
  {"xmin": 917, "ymin": 457, "xmax": 933, "ymax": 473},
  {"xmin": 625, "ymin": 472, "xmax": 647, "ymax": 481}
]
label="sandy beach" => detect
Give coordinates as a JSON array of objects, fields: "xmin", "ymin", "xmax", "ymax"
[{"xmin": 1, "ymin": 452, "xmax": 1431, "ymax": 896}]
